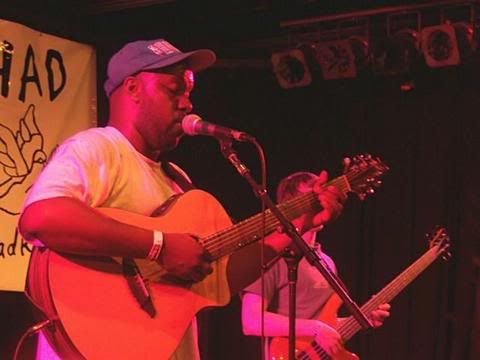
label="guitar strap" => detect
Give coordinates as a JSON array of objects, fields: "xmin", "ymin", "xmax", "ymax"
[{"xmin": 161, "ymin": 160, "xmax": 196, "ymax": 192}]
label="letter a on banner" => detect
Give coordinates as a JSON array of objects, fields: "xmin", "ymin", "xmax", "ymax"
[{"xmin": 0, "ymin": 19, "xmax": 96, "ymax": 291}]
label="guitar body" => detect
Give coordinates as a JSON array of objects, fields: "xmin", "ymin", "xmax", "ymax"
[
  {"xmin": 28, "ymin": 190, "xmax": 233, "ymax": 359},
  {"xmin": 269, "ymin": 294, "xmax": 359, "ymax": 360}
]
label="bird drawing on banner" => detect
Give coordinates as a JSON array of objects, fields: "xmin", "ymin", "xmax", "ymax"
[{"xmin": 0, "ymin": 104, "xmax": 47, "ymax": 205}]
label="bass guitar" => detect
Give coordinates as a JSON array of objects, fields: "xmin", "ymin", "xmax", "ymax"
[{"xmin": 269, "ymin": 227, "xmax": 451, "ymax": 360}]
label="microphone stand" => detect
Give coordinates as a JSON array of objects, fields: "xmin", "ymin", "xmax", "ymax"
[
  {"xmin": 264, "ymin": 246, "xmax": 303, "ymax": 359},
  {"xmin": 219, "ymin": 140, "xmax": 373, "ymax": 359}
]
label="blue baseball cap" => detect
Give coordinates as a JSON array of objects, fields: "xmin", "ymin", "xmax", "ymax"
[{"xmin": 104, "ymin": 39, "xmax": 216, "ymax": 97}]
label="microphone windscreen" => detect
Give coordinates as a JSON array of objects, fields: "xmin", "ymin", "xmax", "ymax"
[{"xmin": 181, "ymin": 114, "xmax": 202, "ymax": 135}]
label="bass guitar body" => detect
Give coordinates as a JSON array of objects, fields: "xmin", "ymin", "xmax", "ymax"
[{"xmin": 269, "ymin": 294, "xmax": 359, "ymax": 360}]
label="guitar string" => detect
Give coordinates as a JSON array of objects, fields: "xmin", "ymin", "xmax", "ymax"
[
  {"xmin": 202, "ymin": 169, "xmax": 368, "ymax": 257},
  {"xmin": 201, "ymin": 179, "xmax": 331, "ymax": 255},
  {"xmin": 202, "ymin": 170, "xmax": 377, "ymax": 257},
  {"xmin": 205, "ymin": 193, "xmax": 311, "ymax": 254},
  {"xmin": 312, "ymin": 342, "xmax": 330, "ymax": 360},
  {"xmin": 297, "ymin": 349, "xmax": 314, "ymax": 360},
  {"xmin": 203, "ymin": 164, "xmax": 383, "ymax": 257},
  {"xmin": 202, "ymin": 179, "xmax": 340, "ymax": 257},
  {"xmin": 304, "ymin": 341, "xmax": 330, "ymax": 360}
]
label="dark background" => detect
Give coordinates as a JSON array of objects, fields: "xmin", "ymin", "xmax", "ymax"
[{"xmin": 1, "ymin": 1, "xmax": 479, "ymax": 359}]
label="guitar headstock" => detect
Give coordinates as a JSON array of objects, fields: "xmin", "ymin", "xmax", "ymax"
[
  {"xmin": 426, "ymin": 226, "xmax": 451, "ymax": 261},
  {"xmin": 344, "ymin": 154, "xmax": 389, "ymax": 200}
]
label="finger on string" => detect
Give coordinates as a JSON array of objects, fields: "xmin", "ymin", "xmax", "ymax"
[{"xmin": 317, "ymin": 170, "xmax": 328, "ymax": 184}]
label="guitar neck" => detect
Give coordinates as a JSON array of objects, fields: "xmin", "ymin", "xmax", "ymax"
[
  {"xmin": 337, "ymin": 245, "xmax": 442, "ymax": 341},
  {"xmin": 200, "ymin": 175, "xmax": 351, "ymax": 260}
]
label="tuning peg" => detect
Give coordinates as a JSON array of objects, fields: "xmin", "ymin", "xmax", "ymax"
[{"xmin": 355, "ymin": 154, "xmax": 367, "ymax": 164}]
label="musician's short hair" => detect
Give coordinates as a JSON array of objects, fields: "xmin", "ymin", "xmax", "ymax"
[{"xmin": 276, "ymin": 172, "xmax": 318, "ymax": 203}]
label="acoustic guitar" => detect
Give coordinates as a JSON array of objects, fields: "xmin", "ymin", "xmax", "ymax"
[{"xmin": 27, "ymin": 155, "xmax": 387, "ymax": 359}]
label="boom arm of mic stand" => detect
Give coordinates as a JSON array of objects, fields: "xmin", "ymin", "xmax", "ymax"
[{"xmin": 219, "ymin": 140, "xmax": 374, "ymax": 332}]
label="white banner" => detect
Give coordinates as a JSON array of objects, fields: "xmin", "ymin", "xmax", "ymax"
[{"xmin": 0, "ymin": 19, "xmax": 96, "ymax": 291}]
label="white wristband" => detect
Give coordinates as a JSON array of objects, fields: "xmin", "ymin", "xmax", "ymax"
[{"xmin": 147, "ymin": 230, "xmax": 164, "ymax": 261}]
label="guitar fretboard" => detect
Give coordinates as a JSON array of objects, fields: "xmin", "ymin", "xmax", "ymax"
[{"xmin": 200, "ymin": 175, "xmax": 352, "ymax": 260}]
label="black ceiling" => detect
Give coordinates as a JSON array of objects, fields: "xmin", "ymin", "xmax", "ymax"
[
  {"xmin": 2, "ymin": 0, "xmax": 479, "ymax": 65},
  {"xmin": 1, "ymin": 1, "xmax": 463, "ymax": 44}
]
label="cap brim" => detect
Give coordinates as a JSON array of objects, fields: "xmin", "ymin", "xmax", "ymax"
[{"xmin": 144, "ymin": 49, "xmax": 216, "ymax": 72}]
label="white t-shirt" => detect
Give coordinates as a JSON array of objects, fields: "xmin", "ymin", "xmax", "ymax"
[
  {"xmin": 24, "ymin": 126, "xmax": 184, "ymax": 222},
  {"xmin": 24, "ymin": 126, "xmax": 200, "ymax": 360}
]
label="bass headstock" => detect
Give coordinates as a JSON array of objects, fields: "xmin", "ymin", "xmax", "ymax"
[
  {"xmin": 344, "ymin": 154, "xmax": 389, "ymax": 200},
  {"xmin": 426, "ymin": 226, "xmax": 451, "ymax": 261}
]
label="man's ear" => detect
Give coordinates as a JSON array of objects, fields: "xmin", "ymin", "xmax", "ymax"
[{"xmin": 123, "ymin": 76, "xmax": 141, "ymax": 103}]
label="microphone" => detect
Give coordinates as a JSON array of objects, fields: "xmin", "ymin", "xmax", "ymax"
[{"xmin": 182, "ymin": 114, "xmax": 254, "ymax": 142}]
